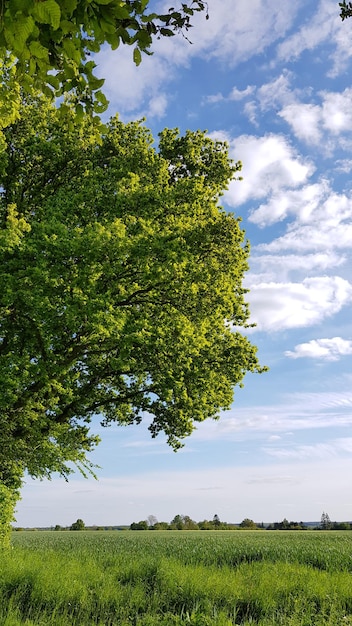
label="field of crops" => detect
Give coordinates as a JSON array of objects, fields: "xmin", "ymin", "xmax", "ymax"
[{"xmin": 2, "ymin": 530, "xmax": 352, "ymax": 625}]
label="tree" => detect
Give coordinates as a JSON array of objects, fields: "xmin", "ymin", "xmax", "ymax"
[
  {"xmin": 130, "ymin": 520, "xmax": 148, "ymax": 530},
  {"xmin": 239, "ymin": 518, "xmax": 257, "ymax": 529},
  {"xmin": 0, "ymin": 92, "xmax": 266, "ymax": 546},
  {"xmin": 182, "ymin": 515, "xmax": 198, "ymax": 530},
  {"xmin": 320, "ymin": 512, "xmax": 332, "ymax": 530},
  {"xmin": 70, "ymin": 518, "xmax": 85, "ymax": 530},
  {"xmin": 0, "ymin": 0, "xmax": 207, "ymax": 114},
  {"xmin": 170, "ymin": 515, "xmax": 184, "ymax": 530},
  {"xmin": 213, "ymin": 513, "xmax": 221, "ymax": 528},
  {"xmin": 153, "ymin": 521, "xmax": 169, "ymax": 530}
]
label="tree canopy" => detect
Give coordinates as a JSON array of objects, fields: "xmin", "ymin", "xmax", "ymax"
[
  {"xmin": 0, "ymin": 92, "xmax": 265, "ymax": 486},
  {"xmin": 0, "ymin": 0, "xmax": 207, "ymax": 113}
]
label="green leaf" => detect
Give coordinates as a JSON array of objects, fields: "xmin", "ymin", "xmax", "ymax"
[
  {"xmin": 160, "ymin": 27, "xmax": 174, "ymax": 37},
  {"xmin": 62, "ymin": 0, "xmax": 78, "ymax": 15},
  {"xmin": 29, "ymin": 40, "xmax": 49, "ymax": 60},
  {"xmin": 62, "ymin": 38, "xmax": 82, "ymax": 65},
  {"xmin": 87, "ymin": 75, "xmax": 105, "ymax": 90},
  {"xmin": 91, "ymin": 89, "xmax": 109, "ymax": 112},
  {"xmin": 46, "ymin": 74, "xmax": 60, "ymax": 90},
  {"xmin": 133, "ymin": 47, "xmax": 142, "ymax": 66},
  {"xmin": 14, "ymin": 15, "xmax": 35, "ymax": 48},
  {"xmin": 33, "ymin": 0, "xmax": 61, "ymax": 29}
]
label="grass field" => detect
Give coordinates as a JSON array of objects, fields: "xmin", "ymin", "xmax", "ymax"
[{"xmin": 1, "ymin": 530, "xmax": 352, "ymax": 625}]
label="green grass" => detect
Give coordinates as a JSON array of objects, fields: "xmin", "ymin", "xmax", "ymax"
[{"xmin": 1, "ymin": 531, "xmax": 352, "ymax": 625}]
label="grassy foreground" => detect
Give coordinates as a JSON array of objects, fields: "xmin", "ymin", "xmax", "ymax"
[{"xmin": 1, "ymin": 531, "xmax": 352, "ymax": 625}]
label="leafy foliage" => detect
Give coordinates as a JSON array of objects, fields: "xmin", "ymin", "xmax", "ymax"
[
  {"xmin": 0, "ymin": 483, "xmax": 20, "ymax": 548},
  {"xmin": 0, "ymin": 0, "xmax": 207, "ymax": 112},
  {"xmin": 340, "ymin": 1, "xmax": 352, "ymax": 20},
  {"xmin": 0, "ymin": 92, "xmax": 265, "ymax": 543},
  {"xmin": 70, "ymin": 518, "xmax": 85, "ymax": 530},
  {"xmin": 321, "ymin": 511, "xmax": 332, "ymax": 530}
]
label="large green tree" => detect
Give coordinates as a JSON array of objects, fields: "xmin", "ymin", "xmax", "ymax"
[
  {"xmin": 0, "ymin": 0, "xmax": 207, "ymax": 113},
  {"xmin": 0, "ymin": 93, "xmax": 265, "ymax": 544}
]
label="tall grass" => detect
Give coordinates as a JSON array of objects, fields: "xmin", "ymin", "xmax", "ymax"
[{"xmin": 1, "ymin": 531, "xmax": 352, "ymax": 625}]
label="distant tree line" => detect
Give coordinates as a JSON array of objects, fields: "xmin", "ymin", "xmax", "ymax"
[
  {"xmin": 129, "ymin": 512, "xmax": 352, "ymax": 531},
  {"xmin": 13, "ymin": 511, "xmax": 352, "ymax": 532}
]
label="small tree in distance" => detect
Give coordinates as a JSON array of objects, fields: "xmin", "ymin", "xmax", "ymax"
[
  {"xmin": 320, "ymin": 512, "xmax": 332, "ymax": 530},
  {"xmin": 70, "ymin": 518, "xmax": 85, "ymax": 531},
  {"xmin": 239, "ymin": 518, "xmax": 257, "ymax": 529}
]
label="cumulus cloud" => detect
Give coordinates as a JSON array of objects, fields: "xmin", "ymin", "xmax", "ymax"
[
  {"xmin": 205, "ymin": 71, "xmax": 295, "ymax": 118},
  {"xmin": 250, "ymin": 180, "xmax": 352, "ymax": 254},
  {"xmin": 229, "ymin": 85, "xmax": 255, "ymax": 100},
  {"xmin": 257, "ymin": 71, "xmax": 299, "ymax": 111},
  {"xmin": 258, "ymin": 212, "xmax": 352, "ymax": 254},
  {"xmin": 96, "ymin": 44, "xmax": 171, "ymax": 116},
  {"xmin": 279, "ymin": 88, "xmax": 352, "ymax": 146},
  {"xmin": 211, "ymin": 133, "xmax": 314, "ymax": 207},
  {"xmin": 203, "ymin": 85, "xmax": 254, "ymax": 106},
  {"xmin": 285, "ymin": 337, "xmax": 352, "ymax": 361},
  {"xmin": 249, "ymin": 181, "xmax": 329, "ymax": 227},
  {"xmin": 250, "ymin": 252, "xmax": 346, "ymax": 282},
  {"xmin": 246, "ymin": 276, "xmax": 352, "ymax": 331},
  {"xmin": 155, "ymin": 0, "xmax": 300, "ymax": 66},
  {"xmin": 95, "ymin": 0, "xmax": 301, "ymax": 116},
  {"xmin": 279, "ymin": 103, "xmax": 322, "ymax": 144}
]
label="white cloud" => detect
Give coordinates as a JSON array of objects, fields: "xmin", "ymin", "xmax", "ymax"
[
  {"xmin": 244, "ymin": 101, "xmax": 258, "ymax": 126},
  {"xmin": 285, "ymin": 337, "xmax": 352, "ymax": 361},
  {"xmin": 276, "ymin": 0, "xmax": 339, "ymax": 66},
  {"xmin": 229, "ymin": 85, "xmax": 255, "ymax": 100},
  {"xmin": 156, "ymin": 0, "xmax": 301, "ymax": 66},
  {"xmin": 190, "ymin": 390, "xmax": 352, "ymax": 447},
  {"xmin": 205, "ymin": 71, "xmax": 295, "ymax": 118},
  {"xmin": 96, "ymin": 0, "xmax": 302, "ymax": 116},
  {"xmin": 257, "ymin": 71, "xmax": 298, "ymax": 111},
  {"xmin": 146, "ymin": 93, "xmax": 168, "ymax": 119},
  {"xmin": 249, "ymin": 181, "xmax": 329, "ymax": 227},
  {"xmin": 321, "ymin": 89, "xmax": 352, "ymax": 134},
  {"xmin": 250, "ymin": 181, "xmax": 352, "ymax": 254},
  {"xmin": 279, "ymin": 103, "xmax": 322, "ymax": 144},
  {"xmin": 328, "ymin": 13, "xmax": 352, "ymax": 76},
  {"xmin": 279, "ymin": 88, "xmax": 352, "ymax": 146},
  {"xmin": 246, "ymin": 276, "xmax": 352, "ymax": 331},
  {"xmin": 335, "ymin": 159, "xmax": 352, "ymax": 173},
  {"xmin": 250, "ymin": 252, "xmax": 346, "ymax": 282},
  {"xmin": 263, "ymin": 437, "xmax": 352, "ymax": 460},
  {"xmin": 214, "ymin": 133, "xmax": 314, "ymax": 207},
  {"xmin": 259, "ymin": 215, "xmax": 352, "ymax": 254},
  {"xmin": 96, "ymin": 44, "xmax": 172, "ymax": 115},
  {"xmin": 203, "ymin": 85, "xmax": 254, "ymax": 106},
  {"xmin": 203, "ymin": 92, "xmax": 224, "ymax": 104},
  {"xmin": 275, "ymin": 0, "xmax": 352, "ymax": 77}
]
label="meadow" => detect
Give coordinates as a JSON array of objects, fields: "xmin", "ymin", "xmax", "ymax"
[{"xmin": 1, "ymin": 530, "xmax": 352, "ymax": 625}]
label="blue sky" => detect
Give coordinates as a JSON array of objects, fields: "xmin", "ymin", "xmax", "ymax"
[{"xmin": 16, "ymin": 0, "xmax": 352, "ymax": 527}]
